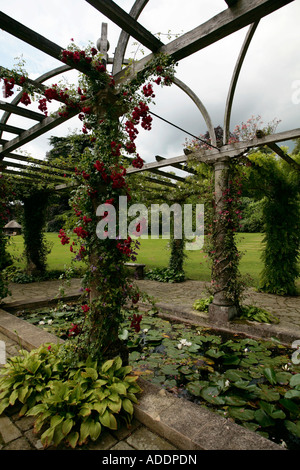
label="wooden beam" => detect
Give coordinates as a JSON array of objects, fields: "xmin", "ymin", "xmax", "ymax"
[
  {"xmin": 0, "ymin": 123, "xmax": 25, "ymax": 135},
  {"xmin": 223, "ymin": 21, "xmax": 259, "ymax": 144},
  {"xmin": 225, "ymin": 0, "xmax": 239, "ymax": 7},
  {"xmin": 127, "ymin": 128, "xmax": 300, "ymax": 173},
  {"xmin": 0, "ymin": 100, "xmax": 45, "ymax": 122},
  {"xmin": 86, "ymin": 0, "xmax": 163, "ymax": 52},
  {"xmin": 0, "ymin": 110, "xmax": 79, "ymax": 157},
  {"xmin": 148, "ymin": 168, "xmax": 186, "ymax": 182},
  {"xmin": 267, "ymin": 142, "xmax": 300, "ymax": 170},
  {"xmin": 113, "ymin": 0, "xmax": 149, "ymax": 74},
  {"xmin": 144, "ymin": 176, "xmax": 177, "ymax": 188},
  {"xmin": 2, "ymin": 159, "xmax": 68, "ymax": 180},
  {"xmin": 0, "ymin": 12, "xmax": 63, "ymax": 62},
  {"xmin": 5, "ymin": 153, "xmax": 73, "ymax": 172},
  {"xmin": 155, "ymin": 155, "xmax": 196, "ymax": 175},
  {"xmin": 114, "ymin": 0, "xmax": 295, "ymax": 82}
]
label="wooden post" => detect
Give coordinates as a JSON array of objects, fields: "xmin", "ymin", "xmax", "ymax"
[{"xmin": 208, "ymin": 156, "xmax": 239, "ymax": 323}]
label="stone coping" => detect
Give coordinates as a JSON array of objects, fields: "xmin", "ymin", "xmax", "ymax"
[{"xmin": 0, "ymin": 307, "xmax": 283, "ymax": 451}]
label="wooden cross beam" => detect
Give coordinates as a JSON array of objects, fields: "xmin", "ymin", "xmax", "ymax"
[
  {"xmin": 0, "ymin": 100, "xmax": 45, "ymax": 122},
  {"xmin": 114, "ymin": 0, "xmax": 295, "ymax": 84},
  {"xmin": 224, "ymin": 0, "xmax": 239, "ymax": 7},
  {"xmin": 86, "ymin": 0, "xmax": 163, "ymax": 52},
  {"xmin": 127, "ymin": 127, "xmax": 300, "ymax": 174}
]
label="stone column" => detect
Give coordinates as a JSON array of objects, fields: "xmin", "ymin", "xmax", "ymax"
[{"xmin": 208, "ymin": 156, "xmax": 238, "ymax": 323}]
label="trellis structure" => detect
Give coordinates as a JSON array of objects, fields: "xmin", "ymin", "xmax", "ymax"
[{"xmin": 1, "ymin": 0, "xmax": 300, "ymax": 323}]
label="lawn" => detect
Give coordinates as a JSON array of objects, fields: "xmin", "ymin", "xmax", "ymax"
[{"xmin": 7, "ymin": 232, "xmax": 268, "ymax": 287}]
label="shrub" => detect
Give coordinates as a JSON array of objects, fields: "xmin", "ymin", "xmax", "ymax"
[
  {"xmin": 0, "ymin": 343, "xmax": 141, "ymax": 448},
  {"xmin": 145, "ymin": 267, "xmax": 185, "ymax": 283}
]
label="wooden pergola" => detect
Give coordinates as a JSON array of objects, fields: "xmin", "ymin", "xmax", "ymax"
[{"xmin": 1, "ymin": 0, "xmax": 300, "ymax": 322}]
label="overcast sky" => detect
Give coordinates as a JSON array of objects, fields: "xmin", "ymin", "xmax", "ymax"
[{"xmin": 1, "ymin": 0, "xmax": 300, "ymax": 164}]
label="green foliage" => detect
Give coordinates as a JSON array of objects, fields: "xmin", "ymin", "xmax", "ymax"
[
  {"xmin": 145, "ymin": 267, "xmax": 185, "ymax": 283},
  {"xmin": 239, "ymin": 305, "xmax": 279, "ymax": 324},
  {"xmin": 20, "ymin": 190, "xmax": 51, "ymax": 275},
  {"xmin": 193, "ymin": 295, "xmax": 213, "ymax": 312},
  {"xmin": 239, "ymin": 197, "xmax": 264, "ymax": 233},
  {"xmin": 244, "ymin": 151, "xmax": 300, "ymax": 295},
  {"xmin": 0, "ymin": 344, "xmax": 141, "ymax": 448}
]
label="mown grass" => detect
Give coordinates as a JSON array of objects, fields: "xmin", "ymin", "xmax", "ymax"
[{"xmin": 6, "ymin": 232, "xmax": 275, "ymax": 288}]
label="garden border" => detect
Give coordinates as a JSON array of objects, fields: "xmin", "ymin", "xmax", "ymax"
[{"xmin": 0, "ymin": 303, "xmax": 284, "ymax": 450}]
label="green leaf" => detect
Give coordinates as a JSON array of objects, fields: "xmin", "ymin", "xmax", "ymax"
[
  {"xmin": 254, "ymin": 409, "xmax": 275, "ymax": 427},
  {"xmin": 50, "ymin": 415, "xmax": 64, "ymax": 429},
  {"xmin": 122, "ymin": 398, "xmax": 134, "ymax": 415},
  {"xmin": 62, "ymin": 418, "xmax": 73, "ymax": 436},
  {"xmin": 89, "ymin": 420, "xmax": 101, "ymax": 441},
  {"xmin": 102, "ymin": 359, "xmax": 114, "ymax": 373},
  {"xmin": 200, "ymin": 387, "xmax": 225, "ymax": 405},
  {"xmin": 9, "ymin": 389, "xmax": 19, "ymax": 406},
  {"xmin": 99, "ymin": 409, "xmax": 111, "ymax": 428},
  {"xmin": 259, "ymin": 401, "xmax": 286, "ymax": 420},
  {"xmin": 66, "ymin": 431, "xmax": 79, "ymax": 449},
  {"xmin": 110, "ymin": 382, "xmax": 127, "ymax": 395},
  {"xmin": 79, "ymin": 419, "xmax": 91, "ymax": 444},
  {"xmin": 41, "ymin": 427, "xmax": 54, "ymax": 448},
  {"xmin": 186, "ymin": 381, "xmax": 207, "ymax": 397},
  {"xmin": 257, "ymin": 385, "xmax": 280, "ymax": 402},
  {"xmin": 224, "ymin": 396, "xmax": 247, "ymax": 406},
  {"xmin": 263, "ymin": 367, "xmax": 277, "ymax": 385},
  {"xmin": 82, "ymin": 368, "xmax": 98, "ymax": 381},
  {"xmin": 285, "ymin": 420, "xmax": 300, "ymax": 438},
  {"xmin": 279, "ymin": 399, "xmax": 300, "ymax": 415},
  {"xmin": 108, "ymin": 399, "xmax": 122, "ymax": 413},
  {"xmin": 290, "ymin": 374, "xmax": 300, "ymax": 388},
  {"xmin": 228, "ymin": 407, "xmax": 255, "ymax": 422},
  {"xmin": 284, "ymin": 389, "xmax": 300, "ymax": 399}
]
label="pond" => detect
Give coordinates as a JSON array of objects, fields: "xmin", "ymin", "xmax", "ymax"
[{"xmin": 15, "ymin": 301, "xmax": 300, "ymax": 450}]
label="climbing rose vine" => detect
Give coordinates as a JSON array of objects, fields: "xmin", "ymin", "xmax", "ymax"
[{"xmin": 0, "ymin": 43, "xmax": 177, "ymax": 362}]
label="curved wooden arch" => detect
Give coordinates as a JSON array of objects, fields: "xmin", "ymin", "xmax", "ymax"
[
  {"xmin": 112, "ymin": 0, "xmax": 217, "ymax": 147},
  {"xmin": 0, "ymin": 64, "xmax": 71, "ymax": 140},
  {"xmin": 223, "ymin": 21, "xmax": 259, "ymax": 145}
]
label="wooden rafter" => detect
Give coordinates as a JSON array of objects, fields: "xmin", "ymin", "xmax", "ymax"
[
  {"xmin": 86, "ymin": 0, "xmax": 163, "ymax": 52},
  {"xmin": 5, "ymin": 153, "xmax": 73, "ymax": 172},
  {"xmin": 0, "ymin": 100, "xmax": 45, "ymax": 122},
  {"xmin": 0, "ymin": 123, "xmax": 25, "ymax": 135},
  {"xmin": 0, "ymin": 110, "xmax": 79, "ymax": 157},
  {"xmin": 114, "ymin": 0, "xmax": 295, "ymax": 83},
  {"xmin": 1, "ymin": 159, "xmax": 68, "ymax": 180}
]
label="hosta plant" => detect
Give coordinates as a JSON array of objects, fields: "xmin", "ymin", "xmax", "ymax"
[{"xmin": 0, "ymin": 344, "xmax": 141, "ymax": 448}]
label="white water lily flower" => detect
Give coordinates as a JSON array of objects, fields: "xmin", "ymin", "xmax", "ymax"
[
  {"xmin": 142, "ymin": 329, "xmax": 149, "ymax": 333},
  {"xmin": 178, "ymin": 339, "xmax": 192, "ymax": 348},
  {"xmin": 39, "ymin": 320, "xmax": 45, "ymax": 325},
  {"xmin": 47, "ymin": 319, "xmax": 53, "ymax": 325},
  {"xmin": 225, "ymin": 380, "xmax": 230, "ymax": 387}
]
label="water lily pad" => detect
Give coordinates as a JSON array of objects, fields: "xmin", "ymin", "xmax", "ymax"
[
  {"xmin": 200, "ymin": 386, "xmax": 225, "ymax": 405},
  {"xmin": 263, "ymin": 367, "xmax": 277, "ymax": 385},
  {"xmin": 279, "ymin": 398, "xmax": 300, "ymax": 415},
  {"xmin": 257, "ymin": 385, "xmax": 280, "ymax": 402},
  {"xmin": 285, "ymin": 420, "xmax": 300, "ymax": 438},
  {"xmin": 254, "ymin": 409, "xmax": 275, "ymax": 427},
  {"xmin": 228, "ymin": 407, "xmax": 255, "ymax": 421},
  {"xmin": 186, "ymin": 381, "xmax": 208, "ymax": 397},
  {"xmin": 290, "ymin": 374, "xmax": 300, "ymax": 388}
]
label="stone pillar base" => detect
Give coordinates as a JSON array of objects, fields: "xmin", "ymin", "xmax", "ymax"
[{"xmin": 208, "ymin": 303, "xmax": 238, "ymax": 324}]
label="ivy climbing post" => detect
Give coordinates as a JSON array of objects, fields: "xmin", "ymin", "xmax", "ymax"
[{"xmin": 208, "ymin": 156, "xmax": 239, "ymax": 323}]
